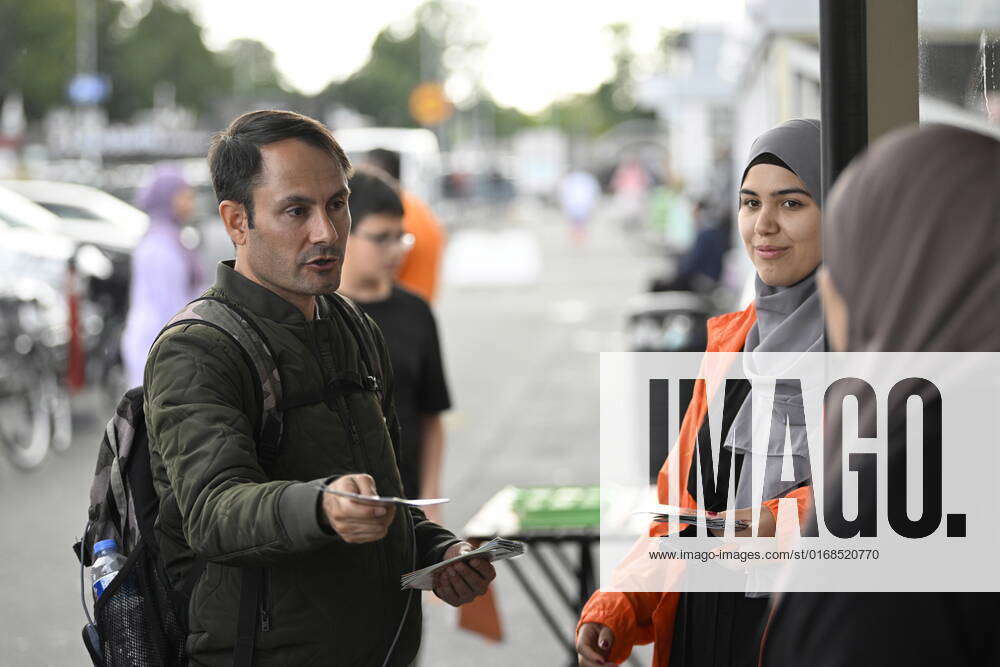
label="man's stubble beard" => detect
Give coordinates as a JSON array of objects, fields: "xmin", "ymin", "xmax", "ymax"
[{"xmin": 246, "ymin": 238, "xmax": 341, "ymax": 300}]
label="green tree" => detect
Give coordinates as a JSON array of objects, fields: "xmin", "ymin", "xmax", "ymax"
[
  {"xmin": 538, "ymin": 22, "xmax": 654, "ymax": 137},
  {"xmin": 0, "ymin": 0, "xmax": 125, "ymax": 119},
  {"xmin": 105, "ymin": 0, "xmax": 231, "ymax": 119},
  {"xmin": 320, "ymin": 24, "xmax": 439, "ymax": 127},
  {"xmin": 223, "ymin": 38, "xmax": 284, "ymax": 95},
  {"xmin": 318, "ymin": 0, "xmax": 532, "ymax": 138},
  {"xmin": 491, "ymin": 101, "xmax": 534, "ymax": 138}
]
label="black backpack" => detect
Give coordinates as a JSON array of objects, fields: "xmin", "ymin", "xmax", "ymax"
[{"xmin": 74, "ymin": 293, "xmax": 384, "ymax": 667}]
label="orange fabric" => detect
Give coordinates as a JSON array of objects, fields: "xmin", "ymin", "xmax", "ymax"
[
  {"xmin": 763, "ymin": 485, "xmax": 814, "ymax": 529},
  {"xmin": 457, "ymin": 537, "xmax": 504, "ymax": 641},
  {"xmin": 579, "ymin": 302, "xmax": 824, "ymax": 666},
  {"xmin": 457, "ymin": 584, "xmax": 504, "ymax": 642},
  {"xmin": 397, "ymin": 191, "xmax": 445, "ymax": 303}
]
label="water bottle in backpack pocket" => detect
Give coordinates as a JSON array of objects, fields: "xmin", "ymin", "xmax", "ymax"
[
  {"xmin": 92, "ymin": 540, "xmax": 126, "ymax": 600},
  {"xmin": 74, "ymin": 385, "xmax": 190, "ymax": 666}
]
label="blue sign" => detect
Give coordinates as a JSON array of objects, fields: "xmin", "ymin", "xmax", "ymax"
[{"xmin": 68, "ymin": 74, "xmax": 110, "ymax": 105}]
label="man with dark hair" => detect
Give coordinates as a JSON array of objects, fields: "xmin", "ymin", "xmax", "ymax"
[
  {"xmin": 144, "ymin": 109, "xmax": 493, "ymax": 666},
  {"xmin": 339, "ymin": 168, "xmax": 451, "ymax": 518},
  {"xmin": 365, "ymin": 147, "xmax": 446, "ymax": 303},
  {"xmin": 209, "ymin": 109, "xmax": 353, "ymax": 229},
  {"xmin": 366, "ymin": 148, "xmax": 402, "ymax": 181}
]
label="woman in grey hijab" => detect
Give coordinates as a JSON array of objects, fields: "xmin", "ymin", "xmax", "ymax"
[
  {"xmin": 762, "ymin": 124, "xmax": 1000, "ymax": 666},
  {"xmin": 724, "ymin": 118, "xmax": 826, "ymax": 516},
  {"xmin": 578, "ymin": 119, "xmax": 826, "ymax": 667}
]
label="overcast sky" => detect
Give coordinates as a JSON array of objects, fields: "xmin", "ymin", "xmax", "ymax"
[{"xmin": 186, "ymin": 0, "xmax": 744, "ymax": 113}]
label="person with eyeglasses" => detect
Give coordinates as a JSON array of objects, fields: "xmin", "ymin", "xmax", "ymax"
[{"xmin": 339, "ymin": 168, "xmax": 452, "ymax": 524}]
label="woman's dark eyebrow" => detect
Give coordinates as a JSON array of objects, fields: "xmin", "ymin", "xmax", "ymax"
[
  {"xmin": 739, "ymin": 187, "xmax": 813, "ymax": 199},
  {"xmin": 773, "ymin": 188, "xmax": 813, "ymax": 198}
]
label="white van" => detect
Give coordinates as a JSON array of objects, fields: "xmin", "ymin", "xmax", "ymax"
[{"xmin": 331, "ymin": 127, "xmax": 442, "ymax": 203}]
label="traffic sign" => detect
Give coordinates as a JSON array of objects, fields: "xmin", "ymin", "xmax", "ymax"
[
  {"xmin": 409, "ymin": 82, "xmax": 453, "ymax": 126},
  {"xmin": 68, "ymin": 74, "xmax": 110, "ymax": 106}
]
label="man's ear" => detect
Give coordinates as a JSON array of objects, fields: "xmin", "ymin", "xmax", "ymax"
[{"xmin": 220, "ymin": 200, "xmax": 249, "ymax": 246}]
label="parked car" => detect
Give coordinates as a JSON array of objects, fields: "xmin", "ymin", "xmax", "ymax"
[
  {"xmin": 0, "ymin": 179, "xmax": 147, "ymax": 252},
  {"xmin": 0, "ymin": 187, "xmax": 76, "ymax": 292},
  {"xmin": 332, "ymin": 127, "xmax": 443, "ymax": 204}
]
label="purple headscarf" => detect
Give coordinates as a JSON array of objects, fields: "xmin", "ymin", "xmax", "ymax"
[{"xmin": 136, "ymin": 165, "xmax": 189, "ymax": 223}]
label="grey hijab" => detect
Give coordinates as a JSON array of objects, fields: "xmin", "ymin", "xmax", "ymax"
[
  {"xmin": 725, "ymin": 119, "xmax": 825, "ymax": 507},
  {"xmin": 742, "ymin": 118, "xmax": 823, "ymax": 208}
]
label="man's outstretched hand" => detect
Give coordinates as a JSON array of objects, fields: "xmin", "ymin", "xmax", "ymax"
[
  {"xmin": 431, "ymin": 542, "xmax": 496, "ymax": 606},
  {"xmin": 321, "ymin": 474, "xmax": 396, "ymax": 544}
]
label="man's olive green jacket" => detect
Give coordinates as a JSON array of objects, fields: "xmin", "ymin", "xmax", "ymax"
[{"xmin": 144, "ymin": 261, "xmax": 459, "ymax": 666}]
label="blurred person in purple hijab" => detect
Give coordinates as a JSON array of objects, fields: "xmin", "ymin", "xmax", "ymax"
[{"xmin": 121, "ymin": 165, "xmax": 204, "ymax": 387}]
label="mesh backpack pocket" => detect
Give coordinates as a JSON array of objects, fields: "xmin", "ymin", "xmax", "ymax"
[{"xmin": 92, "ymin": 539, "xmax": 186, "ymax": 667}]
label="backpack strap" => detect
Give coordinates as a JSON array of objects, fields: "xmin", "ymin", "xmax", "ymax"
[
  {"xmin": 154, "ymin": 297, "xmax": 283, "ymax": 667},
  {"xmin": 326, "ymin": 293, "xmax": 384, "ymax": 399},
  {"xmin": 325, "ymin": 293, "xmax": 404, "ymax": 469},
  {"xmin": 157, "ymin": 297, "xmax": 284, "ymax": 468}
]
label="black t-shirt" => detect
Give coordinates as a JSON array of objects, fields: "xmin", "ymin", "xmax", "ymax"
[{"xmin": 356, "ymin": 286, "xmax": 451, "ymax": 499}]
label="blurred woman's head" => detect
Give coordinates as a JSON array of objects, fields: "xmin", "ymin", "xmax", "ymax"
[
  {"xmin": 822, "ymin": 124, "xmax": 1000, "ymax": 352},
  {"xmin": 137, "ymin": 165, "xmax": 194, "ymax": 224},
  {"xmin": 739, "ymin": 119, "xmax": 822, "ymax": 287}
]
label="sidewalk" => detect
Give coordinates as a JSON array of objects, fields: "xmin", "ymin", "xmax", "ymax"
[{"xmin": 421, "ymin": 200, "xmax": 657, "ymax": 665}]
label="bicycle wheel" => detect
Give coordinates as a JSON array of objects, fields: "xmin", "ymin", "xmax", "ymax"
[
  {"xmin": 48, "ymin": 373, "xmax": 73, "ymax": 454},
  {"xmin": 0, "ymin": 374, "xmax": 53, "ymax": 470}
]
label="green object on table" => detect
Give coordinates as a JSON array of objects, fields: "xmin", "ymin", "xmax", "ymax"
[{"xmin": 512, "ymin": 485, "xmax": 600, "ymax": 529}]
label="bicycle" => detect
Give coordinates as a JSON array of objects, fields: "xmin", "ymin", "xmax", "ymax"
[{"xmin": 0, "ymin": 285, "xmax": 72, "ymax": 470}]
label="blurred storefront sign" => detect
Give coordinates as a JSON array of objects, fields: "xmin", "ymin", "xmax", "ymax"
[{"xmin": 44, "ymin": 107, "xmax": 209, "ymax": 160}]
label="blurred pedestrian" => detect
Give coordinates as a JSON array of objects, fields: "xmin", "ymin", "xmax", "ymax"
[
  {"xmin": 577, "ymin": 119, "xmax": 825, "ymax": 667},
  {"xmin": 611, "ymin": 156, "xmax": 650, "ymax": 231},
  {"xmin": 762, "ymin": 124, "xmax": 1000, "ymax": 666},
  {"xmin": 338, "ymin": 167, "xmax": 452, "ymax": 521},
  {"xmin": 367, "ymin": 148, "xmax": 446, "ymax": 303},
  {"xmin": 560, "ymin": 168, "xmax": 601, "ymax": 244},
  {"xmin": 649, "ymin": 199, "xmax": 731, "ymax": 293},
  {"xmin": 120, "ymin": 165, "xmax": 202, "ymax": 388}
]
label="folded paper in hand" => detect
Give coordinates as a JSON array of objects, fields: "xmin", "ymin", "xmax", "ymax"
[
  {"xmin": 315, "ymin": 485, "xmax": 449, "ymax": 507},
  {"xmin": 635, "ymin": 505, "xmax": 750, "ymax": 531},
  {"xmin": 401, "ymin": 537, "xmax": 526, "ymax": 590}
]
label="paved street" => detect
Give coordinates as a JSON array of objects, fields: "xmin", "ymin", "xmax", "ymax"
[{"xmin": 0, "ymin": 198, "xmax": 658, "ymax": 665}]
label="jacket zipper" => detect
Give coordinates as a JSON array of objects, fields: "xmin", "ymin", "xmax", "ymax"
[
  {"xmin": 260, "ymin": 568, "xmax": 272, "ymax": 632},
  {"xmin": 335, "ymin": 393, "xmax": 373, "ymax": 475},
  {"xmin": 314, "ymin": 316, "xmax": 395, "ymax": 644},
  {"xmin": 333, "ymin": 393, "xmax": 392, "ymax": 635}
]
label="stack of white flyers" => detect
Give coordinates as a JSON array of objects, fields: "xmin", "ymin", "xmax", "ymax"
[
  {"xmin": 401, "ymin": 538, "xmax": 526, "ymax": 590},
  {"xmin": 636, "ymin": 505, "xmax": 750, "ymax": 531}
]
